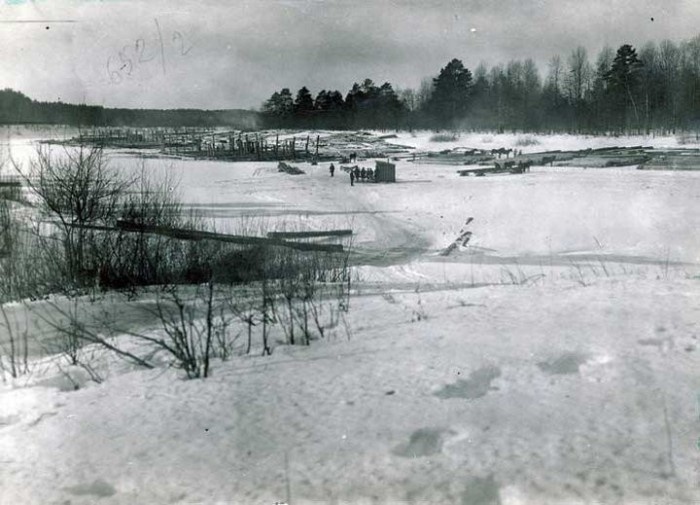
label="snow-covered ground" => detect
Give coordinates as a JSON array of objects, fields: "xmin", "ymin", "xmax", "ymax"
[
  {"xmin": 387, "ymin": 130, "xmax": 700, "ymax": 154},
  {"xmin": 109, "ymin": 145, "xmax": 700, "ymax": 266},
  {"xmin": 1, "ymin": 131, "xmax": 699, "ymax": 504}
]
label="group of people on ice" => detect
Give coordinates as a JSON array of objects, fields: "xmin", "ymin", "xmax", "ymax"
[
  {"xmin": 329, "ymin": 163, "xmax": 375, "ymax": 185},
  {"xmin": 349, "ymin": 166, "xmax": 375, "ymax": 185}
]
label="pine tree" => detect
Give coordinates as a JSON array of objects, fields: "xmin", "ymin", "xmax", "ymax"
[
  {"xmin": 293, "ymin": 87, "xmax": 315, "ymax": 118},
  {"xmin": 425, "ymin": 58, "xmax": 473, "ymax": 128},
  {"xmin": 605, "ymin": 44, "xmax": 644, "ymax": 128}
]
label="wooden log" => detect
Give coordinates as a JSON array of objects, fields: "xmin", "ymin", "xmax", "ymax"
[
  {"xmin": 114, "ymin": 221, "xmax": 343, "ymax": 252},
  {"xmin": 278, "ymin": 162, "xmax": 305, "ymax": 175},
  {"xmin": 267, "ymin": 229, "xmax": 353, "ymax": 239},
  {"xmin": 457, "ymin": 167, "xmax": 499, "ymax": 176},
  {"xmin": 66, "ymin": 222, "xmax": 344, "ymax": 253}
]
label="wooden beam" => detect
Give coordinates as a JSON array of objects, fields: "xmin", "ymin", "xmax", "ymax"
[
  {"xmin": 99, "ymin": 221, "xmax": 345, "ymax": 252},
  {"xmin": 122, "ymin": 221, "xmax": 345, "ymax": 252},
  {"xmin": 267, "ymin": 229, "xmax": 353, "ymax": 239}
]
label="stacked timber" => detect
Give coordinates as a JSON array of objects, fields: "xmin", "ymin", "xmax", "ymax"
[{"xmin": 278, "ymin": 162, "xmax": 305, "ymax": 175}]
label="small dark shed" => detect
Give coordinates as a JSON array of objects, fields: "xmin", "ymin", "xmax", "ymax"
[{"xmin": 374, "ymin": 160, "xmax": 396, "ymax": 182}]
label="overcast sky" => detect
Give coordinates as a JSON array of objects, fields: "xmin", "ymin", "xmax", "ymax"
[{"xmin": 1, "ymin": 0, "xmax": 699, "ymax": 110}]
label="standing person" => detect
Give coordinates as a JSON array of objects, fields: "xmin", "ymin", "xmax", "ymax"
[
  {"xmin": 350, "ymin": 171, "xmax": 355, "ymax": 186},
  {"xmin": 329, "ymin": 163, "xmax": 335, "ymax": 177}
]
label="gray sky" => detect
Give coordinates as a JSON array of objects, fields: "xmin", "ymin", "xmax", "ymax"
[{"xmin": 1, "ymin": 0, "xmax": 698, "ymax": 110}]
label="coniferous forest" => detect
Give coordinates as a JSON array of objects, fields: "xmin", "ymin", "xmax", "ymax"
[
  {"xmin": 0, "ymin": 88, "xmax": 258, "ymax": 128},
  {"xmin": 262, "ymin": 36, "xmax": 700, "ymax": 133}
]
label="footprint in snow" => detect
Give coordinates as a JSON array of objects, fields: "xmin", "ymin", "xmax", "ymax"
[
  {"xmin": 460, "ymin": 474, "xmax": 502, "ymax": 505},
  {"xmin": 537, "ymin": 352, "xmax": 588, "ymax": 375},
  {"xmin": 64, "ymin": 479, "xmax": 117, "ymax": 498},
  {"xmin": 392, "ymin": 427, "xmax": 453, "ymax": 458},
  {"xmin": 434, "ymin": 366, "xmax": 501, "ymax": 400}
]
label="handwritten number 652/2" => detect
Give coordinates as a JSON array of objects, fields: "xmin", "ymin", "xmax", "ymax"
[{"xmin": 108, "ymin": 25, "xmax": 192, "ymax": 83}]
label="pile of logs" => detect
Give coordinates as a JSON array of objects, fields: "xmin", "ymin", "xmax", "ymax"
[{"xmin": 278, "ymin": 162, "xmax": 305, "ymax": 175}]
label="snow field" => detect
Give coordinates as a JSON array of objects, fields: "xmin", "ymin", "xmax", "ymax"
[
  {"xmin": 1, "ymin": 277, "xmax": 698, "ymax": 504},
  {"xmin": 1, "ymin": 131, "xmax": 699, "ymax": 504}
]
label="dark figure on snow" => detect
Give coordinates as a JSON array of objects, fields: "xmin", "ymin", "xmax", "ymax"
[
  {"xmin": 329, "ymin": 163, "xmax": 335, "ymax": 177},
  {"xmin": 350, "ymin": 171, "xmax": 355, "ymax": 186},
  {"xmin": 360, "ymin": 167, "xmax": 366, "ymax": 180},
  {"xmin": 350, "ymin": 152, "xmax": 357, "ymax": 163}
]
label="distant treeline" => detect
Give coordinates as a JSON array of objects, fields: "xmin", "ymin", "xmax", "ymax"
[
  {"xmin": 0, "ymin": 89, "xmax": 259, "ymax": 128},
  {"xmin": 263, "ymin": 35, "xmax": 700, "ymax": 133}
]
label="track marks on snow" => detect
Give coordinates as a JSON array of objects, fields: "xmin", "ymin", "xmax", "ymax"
[
  {"xmin": 460, "ymin": 475, "xmax": 502, "ymax": 505},
  {"xmin": 392, "ymin": 427, "xmax": 452, "ymax": 458},
  {"xmin": 434, "ymin": 366, "xmax": 501, "ymax": 400},
  {"xmin": 64, "ymin": 479, "xmax": 117, "ymax": 498},
  {"xmin": 537, "ymin": 352, "xmax": 589, "ymax": 375}
]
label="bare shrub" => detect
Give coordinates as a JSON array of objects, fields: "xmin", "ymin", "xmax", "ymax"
[
  {"xmin": 0, "ymin": 198, "xmax": 11, "ymax": 259},
  {"xmin": 3, "ymin": 145, "xmax": 356, "ymax": 378},
  {"xmin": 1, "ymin": 152, "xmax": 76, "ymax": 300},
  {"xmin": 0, "ymin": 199, "xmax": 32, "ymax": 380},
  {"xmin": 0, "ymin": 303, "xmax": 30, "ymax": 381},
  {"xmin": 17, "ymin": 145, "xmax": 131, "ymax": 287},
  {"xmin": 261, "ymin": 244, "xmax": 354, "ymax": 349},
  {"xmin": 98, "ymin": 169, "xmax": 195, "ymax": 289},
  {"xmin": 34, "ymin": 295, "xmax": 155, "ymax": 372},
  {"xmin": 30, "ymin": 239, "xmax": 355, "ymax": 378},
  {"xmin": 260, "ymin": 276, "xmax": 275, "ymax": 356},
  {"xmin": 12, "ymin": 146, "xmax": 231, "ymax": 293},
  {"xmin": 228, "ymin": 286, "xmax": 260, "ymax": 354},
  {"xmin": 38, "ymin": 307, "xmax": 105, "ymax": 389},
  {"xmin": 41, "ymin": 298, "xmax": 83, "ymax": 367},
  {"xmin": 105, "ymin": 281, "xmax": 240, "ymax": 378},
  {"xmin": 0, "ymin": 215, "xmax": 71, "ymax": 301},
  {"xmin": 150, "ymin": 281, "xmax": 220, "ymax": 378}
]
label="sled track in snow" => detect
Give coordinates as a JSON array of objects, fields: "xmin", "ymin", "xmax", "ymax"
[{"xmin": 349, "ymin": 207, "xmax": 432, "ymax": 267}]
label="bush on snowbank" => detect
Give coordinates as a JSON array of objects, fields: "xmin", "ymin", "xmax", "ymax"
[{"xmin": 1, "ymin": 145, "xmax": 355, "ymax": 381}]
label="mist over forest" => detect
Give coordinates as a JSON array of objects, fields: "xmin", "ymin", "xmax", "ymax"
[{"xmin": 262, "ymin": 36, "xmax": 700, "ymax": 133}]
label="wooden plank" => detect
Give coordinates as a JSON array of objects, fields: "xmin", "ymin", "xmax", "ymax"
[
  {"xmin": 267, "ymin": 229, "xmax": 353, "ymax": 239},
  {"xmin": 64, "ymin": 222, "xmax": 344, "ymax": 252},
  {"xmin": 116, "ymin": 221, "xmax": 344, "ymax": 252},
  {"xmin": 457, "ymin": 167, "xmax": 504, "ymax": 176}
]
